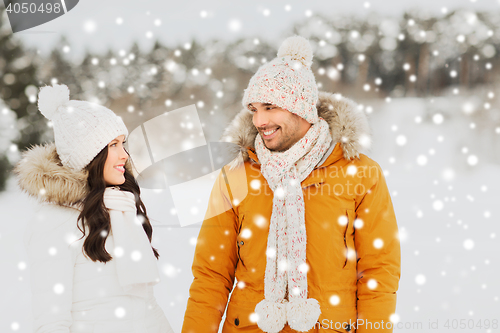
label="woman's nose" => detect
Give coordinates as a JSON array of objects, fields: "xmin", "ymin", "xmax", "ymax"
[{"xmin": 120, "ymin": 147, "xmax": 129, "ymax": 160}]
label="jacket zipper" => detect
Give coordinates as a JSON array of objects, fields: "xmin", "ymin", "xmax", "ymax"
[
  {"xmin": 343, "ymin": 210, "xmax": 349, "ymax": 269},
  {"xmin": 237, "ymin": 239, "xmax": 246, "ymax": 268},
  {"xmin": 236, "ymin": 215, "xmax": 246, "ymax": 268}
]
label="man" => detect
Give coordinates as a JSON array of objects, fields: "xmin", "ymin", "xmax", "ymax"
[{"xmin": 182, "ymin": 36, "xmax": 401, "ymax": 333}]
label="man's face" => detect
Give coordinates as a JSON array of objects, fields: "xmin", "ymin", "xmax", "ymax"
[{"xmin": 250, "ymin": 103, "xmax": 312, "ymax": 152}]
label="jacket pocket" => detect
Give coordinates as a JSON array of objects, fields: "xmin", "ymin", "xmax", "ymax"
[
  {"xmin": 342, "ymin": 209, "xmax": 356, "ymax": 270},
  {"xmin": 224, "ymin": 301, "xmax": 256, "ymax": 330}
]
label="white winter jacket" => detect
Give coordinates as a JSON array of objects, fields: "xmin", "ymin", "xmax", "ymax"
[{"xmin": 15, "ymin": 143, "xmax": 174, "ymax": 333}]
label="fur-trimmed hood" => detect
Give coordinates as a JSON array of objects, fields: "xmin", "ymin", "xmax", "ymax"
[
  {"xmin": 221, "ymin": 91, "xmax": 372, "ymax": 164},
  {"xmin": 14, "ymin": 143, "xmax": 132, "ymax": 207},
  {"xmin": 15, "ymin": 143, "xmax": 88, "ymax": 207}
]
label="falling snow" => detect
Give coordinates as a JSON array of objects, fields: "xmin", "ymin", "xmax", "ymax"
[{"xmin": 0, "ymin": 2, "xmax": 499, "ymax": 332}]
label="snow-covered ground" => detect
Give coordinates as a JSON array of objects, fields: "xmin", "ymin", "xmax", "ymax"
[{"xmin": 1, "ymin": 97, "xmax": 499, "ymax": 332}]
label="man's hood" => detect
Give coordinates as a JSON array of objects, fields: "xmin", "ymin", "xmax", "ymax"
[{"xmin": 221, "ymin": 91, "xmax": 372, "ymax": 164}]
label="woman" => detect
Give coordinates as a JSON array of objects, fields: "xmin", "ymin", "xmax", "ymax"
[{"xmin": 15, "ymin": 84, "xmax": 174, "ymax": 333}]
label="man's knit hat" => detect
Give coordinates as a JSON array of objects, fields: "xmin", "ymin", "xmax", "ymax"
[
  {"xmin": 242, "ymin": 35, "xmax": 319, "ymax": 124},
  {"xmin": 37, "ymin": 84, "xmax": 129, "ymax": 171}
]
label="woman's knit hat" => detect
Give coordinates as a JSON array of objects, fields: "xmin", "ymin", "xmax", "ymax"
[
  {"xmin": 37, "ymin": 84, "xmax": 129, "ymax": 171},
  {"xmin": 242, "ymin": 35, "xmax": 319, "ymax": 124}
]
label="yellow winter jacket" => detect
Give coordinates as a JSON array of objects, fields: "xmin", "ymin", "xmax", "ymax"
[{"xmin": 182, "ymin": 92, "xmax": 401, "ymax": 333}]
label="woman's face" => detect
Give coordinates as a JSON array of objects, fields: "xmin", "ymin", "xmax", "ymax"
[{"xmin": 103, "ymin": 135, "xmax": 129, "ymax": 186}]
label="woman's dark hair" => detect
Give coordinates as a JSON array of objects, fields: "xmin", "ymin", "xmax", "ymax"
[{"xmin": 77, "ymin": 145, "xmax": 159, "ymax": 262}]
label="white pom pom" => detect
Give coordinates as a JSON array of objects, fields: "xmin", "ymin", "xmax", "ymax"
[
  {"xmin": 37, "ymin": 84, "xmax": 70, "ymax": 120},
  {"xmin": 286, "ymin": 298, "xmax": 321, "ymax": 332},
  {"xmin": 255, "ymin": 299, "xmax": 287, "ymax": 333},
  {"xmin": 277, "ymin": 36, "xmax": 313, "ymax": 68}
]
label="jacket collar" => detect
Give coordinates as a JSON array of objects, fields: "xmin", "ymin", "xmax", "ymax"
[
  {"xmin": 223, "ymin": 91, "xmax": 372, "ymax": 168},
  {"xmin": 246, "ymin": 140, "xmax": 345, "ymax": 169}
]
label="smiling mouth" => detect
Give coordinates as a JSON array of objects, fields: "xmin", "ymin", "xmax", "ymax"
[
  {"xmin": 263, "ymin": 128, "xmax": 278, "ymax": 135},
  {"xmin": 262, "ymin": 127, "xmax": 280, "ymax": 139},
  {"xmin": 114, "ymin": 165, "xmax": 125, "ymax": 173}
]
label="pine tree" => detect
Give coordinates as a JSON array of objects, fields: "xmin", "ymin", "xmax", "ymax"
[{"xmin": 0, "ymin": 8, "xmax": 40, "ymax": 191}]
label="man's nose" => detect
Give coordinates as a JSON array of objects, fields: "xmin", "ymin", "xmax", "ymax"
[{"xmin": 253, "ymin": 109, "xmax": 269, "ymax": 128}]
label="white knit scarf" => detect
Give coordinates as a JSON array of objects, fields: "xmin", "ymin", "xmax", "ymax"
[
  {"xmin": 254, "ymin": 118, "xmax": 332, "ymax": 332},
  {"xmin": 103, "ymin": 187, "xmax": 160, "ymax": 297}
]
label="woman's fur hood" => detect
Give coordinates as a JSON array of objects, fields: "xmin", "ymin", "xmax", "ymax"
[
  {"xmin": 14, "ymin": 143, "xmax": 132, "ymax": 207},
  {"xmin": 221, "ymin": 91, "xmax": 372, "ymax": 164},
  {"xmin": 15, "ymin": 143, "xmax": 88, "ymax": 207}
]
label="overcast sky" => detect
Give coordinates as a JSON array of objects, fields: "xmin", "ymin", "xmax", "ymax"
[{"xmin": 4, "ymin": 0, "xmax": 499, "ymax": 61}]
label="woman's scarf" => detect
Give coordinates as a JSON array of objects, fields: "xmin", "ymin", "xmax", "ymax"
[{"xmin": 103, "ymin": 187, "xmax": 160, "ymax": 296}]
